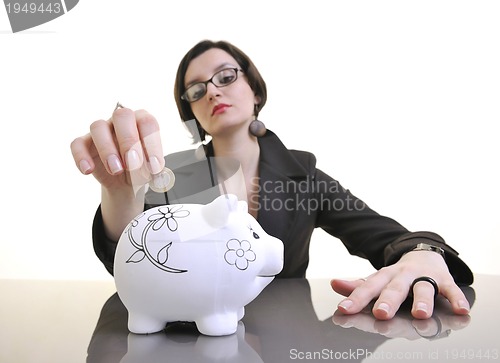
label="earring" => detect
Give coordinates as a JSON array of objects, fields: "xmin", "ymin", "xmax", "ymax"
[
  {"xmin": 249, "ymin": 119, "xmax": 266, "ymax": 137},
  {"xmin": 249, "ymin": 104, "xmax": 266, "ymax": 137},
  {"xmin": 249, "ymin": 106, "xmax": 266, "ymax": 137}
]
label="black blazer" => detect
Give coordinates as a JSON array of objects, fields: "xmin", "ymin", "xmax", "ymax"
[{"xmin": 93, "ymin": 130, "xmax": 473, "ymax": 284}]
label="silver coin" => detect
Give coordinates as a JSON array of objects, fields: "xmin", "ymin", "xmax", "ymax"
[{"xmin": 149, "ymin": 167, "xmax": 175, "ymax": 193}]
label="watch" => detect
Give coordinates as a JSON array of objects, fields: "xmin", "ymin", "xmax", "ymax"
[{"xmin": 411, "ymin": 243, "xmax": 445, "ymax": 258}]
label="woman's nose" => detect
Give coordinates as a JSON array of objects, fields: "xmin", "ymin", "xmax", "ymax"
[{"xmin": 205, "ymin": 81, "xmax": 220, "ymax": 100}]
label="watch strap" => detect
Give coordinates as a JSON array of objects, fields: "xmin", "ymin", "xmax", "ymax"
[{"xmin": 410, "ymin": 242, "xmax": 445, "ymax": 258}]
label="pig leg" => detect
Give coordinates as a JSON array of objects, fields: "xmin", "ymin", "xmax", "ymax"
[
  {"xmin": 127, "ymin": 313, "xmax": 166, "ymax": 334},
  {"xmin": 237, "ymin": 307, "xmax": 245, "ymax": 321},
  {"xmin": 196, "ymin": 312, "xmax": 239, "ymax": 336}
]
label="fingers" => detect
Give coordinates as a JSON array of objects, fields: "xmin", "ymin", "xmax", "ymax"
[
  {"xmin": 135, "ymin": 109, "xmax": 165, "ymax": 174},
  {"xmin": 112, "ymin": 107, "xmax": 144, "ymax": 172},
  {"xmin": 70, "ymin": 133, "xmax": 95, "ymax": 175},
  {"xmin": 410, "ymin": 280, "xmax": 437, "ymax": 319},
  {"xmin": 71, "ymin": 108, "xmax": 164, "ymax": 178},
  {"xmin": 335, "ymin": 268, "xmax": 395, "ymax": 318},
  {"xmin": 335, "ymin": 273, "xmax": 436, "ymax": 320},
  {"xmin": 335, "ymin": 273, "xmax": 412, "ymax": 320},
  {"xmin": 438, "ymin": 281, "xmax": 470, "ymax": 315},
  {"xmin": 334, "ymin": 273, "xmax": 471, "ymax": 321},
  {"xmin": 371, "ymin": 275, "xmax": 412, "ymax": 320},
  {"xmin": 411, "ymin": 278, "xmax": 470, "ymax": 319},
  {"xmin": 90, "ymin": 118, "xmax": 125, "ymax": 175},
  {"xmin": 330, "ymin": 278, "xmax": 364, "ymax": 297}
]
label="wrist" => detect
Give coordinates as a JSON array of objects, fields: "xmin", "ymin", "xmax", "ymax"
[
  {"xmin": 101, "ymin": 186, "xmax": 145, "ymax": 241},
  {"xmin": 405, "ymin": 243, "xmax": 445, "ymax": 259}
]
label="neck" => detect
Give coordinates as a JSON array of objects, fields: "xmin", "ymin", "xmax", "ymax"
[
  {"xmin": 211, "ymin": 129, "xmax": 260, "ymax": 174},
  {"xmin": 211, "ymin": 128, "xmax": 261, "ymax": 219}
]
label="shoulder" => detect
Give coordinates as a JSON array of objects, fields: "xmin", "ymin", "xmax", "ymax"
[
  {"xmin": 289, "ymin": 149, "xmax": 317, "ymax": 172},
  {"xmin": 259, "ymin": 130, "xmax": 317, "ymax": 176}
]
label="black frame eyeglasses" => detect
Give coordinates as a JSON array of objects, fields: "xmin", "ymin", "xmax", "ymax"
[{"xmin": 181, "ymin": 68, "xmax": 243, "ymax": 103}]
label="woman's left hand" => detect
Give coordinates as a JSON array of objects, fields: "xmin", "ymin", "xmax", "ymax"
[{"xmin": 330, "ymin": 251, "xmax": 471, "ymax": 320}]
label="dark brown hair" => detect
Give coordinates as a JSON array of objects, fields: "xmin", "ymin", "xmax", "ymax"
[{"xmin": 174, "ymin": 40, "xmax": 267, "ymax": 142}]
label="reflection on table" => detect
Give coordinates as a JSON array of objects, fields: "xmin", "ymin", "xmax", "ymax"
[{"xmin": 87, "ymin": 277, "xmax": 487, "ymax": 363}]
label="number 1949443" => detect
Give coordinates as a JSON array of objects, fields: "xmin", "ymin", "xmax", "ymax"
[{"xmin": 5, "ymin": 2, "xmax": 62, "ymax": 14}]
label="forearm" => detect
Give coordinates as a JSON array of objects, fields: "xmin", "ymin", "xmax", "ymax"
[{"xmin": 100, "ymin": 185, "xmax": 146, "ymax": 241}]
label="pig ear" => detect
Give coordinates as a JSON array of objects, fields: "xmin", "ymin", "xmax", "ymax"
[{"xmin": 202, "ymin": 194, "xmax": 239, "ymax": 228}]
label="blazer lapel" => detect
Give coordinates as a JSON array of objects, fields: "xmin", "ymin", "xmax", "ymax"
[
  {"xmin": 151, "ymin": 131, "xmax": 310, "ymax": 244},
  {"xmin": 257, "ymin": 131, "xmax": 310, "ymax": 241}
]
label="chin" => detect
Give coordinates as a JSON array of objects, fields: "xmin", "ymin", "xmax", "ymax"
[{"xmin": 208, "ymin": 120, "xmax": 250, "ymax": 138}]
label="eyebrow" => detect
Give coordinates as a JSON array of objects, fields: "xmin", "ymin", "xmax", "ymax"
[{"xmin": 185, "ymin": 62, "xmax": 238, "ymax": 88}]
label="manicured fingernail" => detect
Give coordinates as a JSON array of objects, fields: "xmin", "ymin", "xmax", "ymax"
[
  {"xmin": 79, "ymin": 159, "xmax": 91, "ymax": 174},
  {"xmin": 126, "ymin": 149, "xmax": 141, "ymax": 170},
  {"xmin": 148, "ymin": 155, "xmax": 163, "ymax": 175},
  {"xmin": 107, "ymin": 154, "xmax": 123, "ymax": 174},
  {"xmin": 416, "ymin": 302, "xmax": 428, "ymax": 314},
  {"xmin": 339, "ymin": 299, "xmax": 354, "ymax": 311},
  {"xmin": 376, "ymin": 302, "xmax": 390, "ymax": 314},
  {"xmin": 458, "ymin": 300, "xmax": 470, "ymax": 313}
]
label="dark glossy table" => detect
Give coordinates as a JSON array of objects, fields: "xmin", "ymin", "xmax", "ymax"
[{"xmin": 1, "ymin": 275, "xmax": 498, "ymax": 362}]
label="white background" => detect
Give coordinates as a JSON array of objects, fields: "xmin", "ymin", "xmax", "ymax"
[{"xmin": 1, "ymin": 0, "xmax": 499, "ymax": 281}]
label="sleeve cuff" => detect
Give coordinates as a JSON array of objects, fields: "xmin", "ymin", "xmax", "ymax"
[
  {"xmin": 384, "ymin": 231, "xmax": 473, "ymax": 286},
  {"xmin": 92, "ymin": 205, "xmax": 117, "ymax": 276}
]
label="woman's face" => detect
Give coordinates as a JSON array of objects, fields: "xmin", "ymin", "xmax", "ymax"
[{"xmin": 184, "ymin": 48, "xmax": 259, "ymax": 138}]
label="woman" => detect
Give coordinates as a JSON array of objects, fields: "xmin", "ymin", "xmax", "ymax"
[{"xmin": 71, "ymin": 40, "xmax": 473, "ymax": 321}]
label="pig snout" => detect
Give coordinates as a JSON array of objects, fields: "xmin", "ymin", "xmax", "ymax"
[{"xmin": 258, "ymin": 236, "xmax": 284, "ymax": 277}]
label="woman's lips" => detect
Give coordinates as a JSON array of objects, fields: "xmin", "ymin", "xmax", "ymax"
[{"xmin": 212, "ymin": 104, "xmax": 231, "ymax": 115}]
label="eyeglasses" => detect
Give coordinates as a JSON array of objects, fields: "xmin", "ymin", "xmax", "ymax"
[{"xmin": 181, "ymin": 68, "xmax": 243, "ymax": 103}]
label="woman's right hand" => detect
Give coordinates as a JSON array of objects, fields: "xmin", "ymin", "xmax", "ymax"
[
  {"xmin": 70, "ymin": 107, "xmax": 165, "ymax": 193},
  {"xmin": 70, "ymin": 107, "xmax": 165, "ymax": 240}
]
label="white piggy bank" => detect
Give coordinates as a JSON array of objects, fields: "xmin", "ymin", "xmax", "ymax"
[{"xmin": 114, "ymin": 194, "xmax": 284, "ymax": 336}]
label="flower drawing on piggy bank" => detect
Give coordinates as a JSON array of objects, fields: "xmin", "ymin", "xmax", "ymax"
[
  {"xmin": 224, "ymin": 239, "xmax": 256, "ymax": 270},
  {"xmin": 148, "ymin": 205, "xmax": 190, "ymax": 232},
  {"xmin": 124, "ymin": 205, "xmax": 190, "ymax": 273}
]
